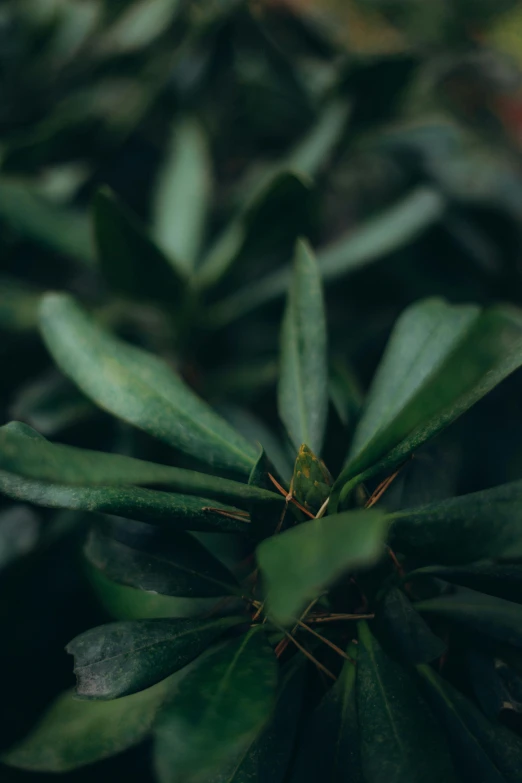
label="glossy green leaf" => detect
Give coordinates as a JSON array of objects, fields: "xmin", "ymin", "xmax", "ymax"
[
  {"xmin": 87, "ymin": 563, "xmax": 214, "ymax": 621},
  {"xmin": 197, "ymin": 171, "xmax": 311, "ymax": 289},
  {"xmin": 0, "ymin": 276, "xmax": 41, "ymax": 332},
  {"xmin": 0, "ymin": 180, "xmax": 93, "ymax": 264},
  {"xmin": 0, "ymin": 422, "xmax": 280, "ymax": 511},
  {"xmin": 390, "ymin": 480, "xmax": 522, "ymax": 563},
  {"xmin": 332, "ymin": 299, "xmax": 522, "ymax": 510},
  {"xmin": 153, "ymin": 117, "xmax": 211, "ymax": 274},
  {"xmin": 407, "ymin": 562, "xmax": 522, "ymax": 603},
  {"xmin": 154, "ymin": 627, "xmax": 278, "ymax": 783},
  {"xmin": 257, "ymin": 509, "xmax": 388, "ymax": 624},
  {"xmin": 2, "ymin": 675, "xmax": 177, "ymax": 772},
  {"xmin": 85, "ymin": 524, "xmax": 239, "ymax": 598},
  {"xmin": 67, "ymin": 616, "xmax": 243, "ymax": 700},
  {"xmin": 208, "ymin": 188, "xmax": 444, "ymax": 327},
  {"xmin": 93, "ymin": 187, "xmax": 185, "ymax": 304},
  {"xmin": 377, "ymin": 587, "xmax": 446, "ymax": 665},
  {"xmin": 211, "ymin": 660, "xmax": 305, "ymax": 783},
  {"xmin": 289, "ymin": 645, "xmax": 363, "ymax": 783},
  {"xmin": 0, "ymin": 471, "xmax": 248, "ymax": 534},
  {"xmin": 416, "ymin": 586, "xmax": 522, "ymax": 648},
  {"xmin": 39, "ymin": 294, "xmax": 257, "ymax": 475},
  {"xmin": 278, "ymin": 240, "xmax": 328, "ymax": 456},
  {"xmin": 357, "ymin": 622, "xmax": 458, "ymax": 783},
  {"xmin": 419, "ymin": 664, "xmax": 522, "ymax": 783}
]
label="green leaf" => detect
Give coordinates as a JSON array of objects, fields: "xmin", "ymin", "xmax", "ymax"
[
  {"xmin": 407, "ymin": 562, "xmax": 522, "ymax": 603},
  {"xmin": 289, "ymin": 645, "xmax": 363, "ymax": 783},
  {"xmin": 377, "ymin": 587, "xmax": 446, "ymax": 665},
  {"xmin": 211, "ymin": 660, "xmax": 305, "ymax": 783},
  {"xmin": 257, "ymin": 509, "xmax": 388, "ymax": 624},
  {"xmin": 0, "ymin": 180, "xmax": 93, "ymax": 264},
  {"xmin": 416, "ymin": 586, "xmax": 522, "ymax": 648},
  {"xmin": 0, "ymin": 471, "xmax": 249, "ymax": 534},
  {"xmin": 93, "ymin": 187, "xmax": 185, "ymax": 304},
  {"xmin": 285, "ymin": 99, "xmax": 350, "ymax": 178},
  {"xmin": 332, "ymin": 299, "xmax": 522, "ymax": 510},
  {"xmin": 197, "ymin": 171, "xmax": 311, "ymax": 289},
  {"xmin": 85, "ymin": 524, "xmax": 240, "ymax": 598},
  {"xmin": 357, "ymin": 622, "xmax": 458, "ymax": 783},
  {"xmin": 0, "ymin": 422, "xmax": 280, "ymax": 511},
  {"xmin": 0, "ymin": 276, "xmax": 41, "ymax": 332},
  {"xmin": 39, "ymin": 294, "xmax": 257, "ymax": 475},
  {"xmin": 100, "ymin": 0, "xmax": 181, "ymax": 53},
  {"xmin": 2, "ymin": 676, "xmax": 176, "ymax": 772},
  {"xmin": 153, "ymin": 117, "xmax": 211, "ymax": 274},
  {"xmin": 154, "ymin": 627, "xmax": 278, "ymax": 783},
  {"xmin": 208, "ymin": 188, "xmax": 444, "ymax": 327},
  {"xmin": 318, "ymin": 187, "xmax": 444, "ymax": 282},
  {"xmin": 390, "ymin": 480, "xmax": 522, "ymax": 564},
  {"xmin": 278, "ymin": 239, "xmax": 328, "ymax": 456},
  {"xmin": 419, "ymin": 664, "xmax": 522, "ymax": 783},
  {"xmin": 67, "ymin": 616, "xmax": 243, "ymax": 700}
]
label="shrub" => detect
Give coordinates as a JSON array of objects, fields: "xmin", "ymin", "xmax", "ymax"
[{"xmin": 3, "ymin": 242, "xmax": 522, "ymax": 781}]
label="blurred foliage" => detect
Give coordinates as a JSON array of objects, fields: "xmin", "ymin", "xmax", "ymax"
[{"xmin": 3, "ymin": 0, "xmax": 522, "ymax": 780}]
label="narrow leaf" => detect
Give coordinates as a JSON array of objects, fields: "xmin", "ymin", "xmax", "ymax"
[
  {"xmin": 377, "ymin": 587, "xmax": 446, "ymax": 665},
  {"xmin": 0, "ymin": 471, "xmax": 249, "ymax": 534},
  {"xmin": 257, "ymin": 509, "xmax": 388, "ymax": 624},
  {"xmin": 407, "ymin": 562, "xmax": 522, "ymax": 603},
  {"xmin": 0, "ymin": 422, "xmax": 280, "ymax": 511},
  {"xmin": 2, "ymin": 676, "xmax": 176, "ymax": 772},
  {"xmin": 211, "ymin": 660, "xmax": 305, "ymax": 783},
  {"xmin": 93, "ymin": 187, "xmax": 185, "ymax": 304},
  {"xmin": 208, "ymin": 188, "xmax": 444, "ymax": 327},
  {"xmin": 416, "ymin": 586, "xmax": 522, "ymax": 648},
  {"xmin": 0, "ymin": 180, "xmax": 93, "ymax": 264},
  {"xmin": 357, "ymin": 621, "xmax": 458, "ymax": 783},
  {"xmin": 289, "ymin": 645, "xmax": 363, "ymax": 783},
  {"xmin": 390, "ymin": 481, "xmax": 522, "ymax": 563},
  {"xmin": 197, "ymin": 171, "xmax": 311, "ymax": 289},
  {"xmin": 67, "ymin": 616, "xmax": 243, "ymax": 700},
  {"xmin": 278, "ymin": 239, "xmax": 328, "ymax": 456},
  {"xmin": 85, "ymin": 524, "xmax": 239, "ymax": 598},
  {"xmin": 39, "ymin": 294, "xmax": 257, "ymax": 475},
  {"xmin": 419, "ymin": 664, "xmax": 522, "ymax": 783},
  {"xmin": 154, "ymin": 628, "xmax": 278, "ymax": 783},
  {"xmin": 332, "ymin": 299, "xmax": 522, "ymax": 510},
  {"xmin": 153, "ymin": 117, "xmax": 211, "ymax": 274}
]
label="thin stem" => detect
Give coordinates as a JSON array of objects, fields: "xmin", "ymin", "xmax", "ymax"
[
  {"xmin": 268, "ymin": 473, "xmax": 315, "ymax": 519},
  {"xmin": 308, "ymin": 613, "xmax": 375, "ymax": 623},
  {"xmin": 364, "ymin": 467, "xmax": 401, "ymax": 509},
  {"xmin": 297, "ymin": 621, "xmax": 355, "ymax": 664},
  {"xmin": 202, "ymin": 508, "xmax": 251, "ymax": 523},
  {"xmin": 274, "ymin": 625, "xmax": 336, "ymax": 680}
]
